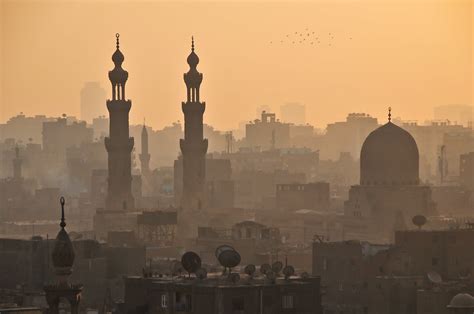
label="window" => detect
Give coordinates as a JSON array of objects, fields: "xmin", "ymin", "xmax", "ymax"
[
  {"xmin": 282, "ymin": 295, "xmax": 294, "ymax": 309},
  {"xmin": 232, "ymin": 297, "xmax": 245, "ymax": 312},
  {"xmin": 161, "ymin": 294, "xmax": 168, "ymax": 308},
  {"xmin": 175, "ymin": 292, "xmax": 192, "ymax": 312}
]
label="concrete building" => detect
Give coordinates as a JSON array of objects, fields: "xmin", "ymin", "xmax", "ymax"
[
  {"xmin": 460, "ymin": 152, "xmax": 474, "ymax": 189},
  {"xmin": 276, "ymin": 182, "xmax": 330, "ymax": 211},
  {"xmin": 245, "ymin": 111, "xmax": 290, "ymax": 150},
  {"xmin": 280, "ymin": 102, "xmax": 306, "ymax": 125}
]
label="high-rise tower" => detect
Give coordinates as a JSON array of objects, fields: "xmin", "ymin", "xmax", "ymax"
[
  {"xmin": 139, "ymin": 121, "xmax": 151, "ymax": 177},
  {"xmin": 104, "ymin": 34, "xmax": 135, "ymax": 211},
  {"xmin": 180, "ymin": 38, "xmax": 208, "ymax": 210}
]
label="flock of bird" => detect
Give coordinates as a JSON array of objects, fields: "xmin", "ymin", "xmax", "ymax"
[{"xmin": 269, "ymin": 28, "xmax": 352, "ymax": 47}]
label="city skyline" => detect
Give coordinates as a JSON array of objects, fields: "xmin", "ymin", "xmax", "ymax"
[{"xmin": 0, "ymin": 0, "xmax": 472, "ymax": 130}]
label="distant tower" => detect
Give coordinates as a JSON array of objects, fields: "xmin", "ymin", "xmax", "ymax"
[
  {"xmin": 12, "ymin": 146, "xmax": 22, "ymax": 181},
  {"xmin": 104, "ymin": 34, "xmax": 135, "ymax": 211},
  {"xmin": 80, "ymin": 82, "xmax": 106, "ymax": 123},
  {"xmin": 139, "ymin": 121, "xmax": 151, "ymax": 176},
  {"xmin": 44, "ymin": 197, "xmax": 83, "ymax": 314},
  {"xmin": 180, "ymin": 37, "xmax": 208, "ymax": 210}
]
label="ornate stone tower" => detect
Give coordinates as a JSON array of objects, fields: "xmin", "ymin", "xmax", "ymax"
[
  {"xmin": 180, "ymin": 37, "xmax": 208, "ymax": 210},
  {"xmin": 139, "ymin": 121, "xmax": 151, "ymax": 177},
  {"xmin": 44, "ymin": 197, "xmax": 83, "ymax": 314},
  {"xmin": 105, "ymin": 33, "xmax": 135, "ymax": 211}
]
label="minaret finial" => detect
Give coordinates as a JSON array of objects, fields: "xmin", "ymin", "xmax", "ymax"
[
  {"xmin": 143, "ymin": 117, "xmax": 146, "ymax": 127},
  {"xmin": 116, "ymin": 33, "xmax": 120, "ymax": 49},
  {"xmin": 191, "ymin": 36, "xmax": 195, "ymax": 52},
  {"xmin": 388, "ymin": 107, "xmax": 392, "ymax": 122},
  {"xmin": 60, "ymin": 196, "xmax": 66, "ymax": 229}
]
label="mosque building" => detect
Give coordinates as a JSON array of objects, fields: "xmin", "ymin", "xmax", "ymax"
[{"xmin": 344, "ymin": 108, "xmax": 437, "ymax": 242}]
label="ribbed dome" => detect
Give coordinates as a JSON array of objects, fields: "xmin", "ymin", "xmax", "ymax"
[
  {"xmin": 360, "ymin": 122, "xmax": 419, "ymax": 186},
  {"xmin": 447, "ymin": 293, "xmax": 474, "ymax": 308}
]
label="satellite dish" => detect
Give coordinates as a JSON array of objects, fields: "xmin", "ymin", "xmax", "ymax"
[
  {"xmin": 265, "ymin": 270, "xmax": 276, "ymax": 282},
  {"xmin": 300, "ymin": 271, "xmax": 310, "ymax": 279},
  {"xmin": 229, "ymin": 273, "xmax": 240, "ymax": 283},
  {"xmin": 282, "ymin": 265, "xmax": 295, "ymax": 279},
  {"xmin": 272, "ymin": 261, "xmax": 283, "ymax": 275},
  {"xmin": 260, "ymin": 263, "xmax": 271, "ymax": 275},
  {"xmin": 412, "ymin": 215, "xmax": 427, "ymax": 229},
  {"xmin": 245, "ymin": 264, "xmax": 256, "ymax": 277},
  {"xmin": 215, "ymin": 245, "xmax": 235, "ymax": 259},
  {"xmin": 196, "ymin": 267, "xmax": 208, "ymax": 280},
  {"xmin": 217, "ymin": 248, "xmax": 241, "ymax": 270},
  {"xmin": 181, "ymin": 251, "xmax": 202, "ymax": 275},
  {"xmin": 427, "ymin": 271, "xmax": 442, "ymax": 284}
]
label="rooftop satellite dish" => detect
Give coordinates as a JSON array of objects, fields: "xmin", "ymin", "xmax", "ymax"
[
  {"xmin": 272, "ymin": 261, "xmax": 283, "ymax": 275},
  {"xmin": 300, "ymin": 271, "xmax": 310, "ymax": 279},
  {"xmin": 260, "ymin": 263, "xmax": 271, "ymax": 275},
  {"xmin": 427, "ymin": 271, "xmax": 442, "ymax": 284},
  {"xmin": 282, "ymin": 265, "xmax": 295, "ymax": 279},
  {"xmin": 245, "ymin": 264, "xmax": 256, "ymax": 277},
  {"xmin": 215, "ymin": 245, "xmax": 236, "ymax": 259},
  {"xmin": 217, "ymin": 248, "xmax": 241, "ymax": 271},
  {"xmin": 265, "ymin": 270, "xmax": 276, "ymax": 283},
  {"xmin": 181, "ymin": 251, "xmax": 202, "ymax": 276},
  {"xmin": 196, "ymin": 267, "xmax": 208, "ymax": 280},
  {"xmin": 412, "ymin": 215, "xmax": 427, "ymax": 229},
  {"xmin": 230, "ymin": 273, "xmax": 241, "ymax": 284}
]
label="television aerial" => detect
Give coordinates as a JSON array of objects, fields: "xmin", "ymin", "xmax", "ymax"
[
  {"xmin": 300, "ymin": 271, "xmax": 310, "ymax": 279},
  {"xmin": 265, "ymin": 270, "xmax": 276, "ymax": 283},
  {"xmin": 181, "ymin": 251, "xmax": 202, "ymax": 277},
  {"xmin": 229, "ymin": 272, "xmax": 241, "ymax": 284}
]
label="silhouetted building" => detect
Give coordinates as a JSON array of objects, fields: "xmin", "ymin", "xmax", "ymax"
[
  {"xmin": 179, "ymin": 38, "xmax": 208, "ymax": 210},
  {"xmin": 434, "ymin": 104, "xmax": 473, "ymax": 127},
  {"xmin": 344, "ymin": 110, "xmax": 436, "ymax": 242},
  {"xmin": 276, "ymin": 182, "xmax": 330, "ymax": 211},
  {"xmin": 460, "ymin": 152, "xmax": 474, "ymax": 189},
  {"xmin": 245, "ymin": 111, "xmax": 290, "ymax": 150},
  {"xmin": 80, "ymin": 82, "xmax": 106, "ymax": 123},
  {"xmin": 104, "ymin": 34, "xmax": 135, "ymax": 211},
  {"xmin": 123, "ymin": 271, "xmax": 322, "ymax": 314}
]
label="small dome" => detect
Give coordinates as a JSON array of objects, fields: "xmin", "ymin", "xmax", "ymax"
[
  {"xmin": 187, "ymin": 51, "xmax": 199, "ymax": 68},
  {"xmin": 360, "ymin": 122, "xmax": 419, "ymax": 186},
  {"xmin": 448, "ymin": 293, "xmax": 474, "ymax": 308},
  {"xmin": 112, "ymin": 48, "xmax": 124, "ymax": 66},
  {"xmin": 51, "ymin": 197, "xmax": 75, "ymax": 276}
]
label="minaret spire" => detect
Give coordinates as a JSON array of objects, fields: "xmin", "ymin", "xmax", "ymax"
[
  {"xmin": 60, "ymin": 196, "xmax": 66, "ymax": 229},
  {"xmin": 388, "ymin": 107, "xmax": 392, "ymax": 123}
]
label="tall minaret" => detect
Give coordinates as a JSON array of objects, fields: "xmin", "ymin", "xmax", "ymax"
[
  {"xmin": 139, "ymin": 121, "xmax": 151, "ymax": 177},
  {"xmin": 12, "ymin": 146, "xmax": 22, "ymax": 181},
  {"xmin": 104, "ymin": 33, "xmax": 135, "ymax": 211},
  {"xmin": 179, "ymin": 37, "xmax": 208, "ymax": 210}
]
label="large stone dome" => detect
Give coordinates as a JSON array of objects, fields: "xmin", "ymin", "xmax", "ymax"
[{"xmin": 360, "ymin": 122, "xmax": 419, "ymax": 186}]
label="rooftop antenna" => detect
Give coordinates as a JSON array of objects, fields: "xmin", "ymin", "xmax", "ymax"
[
  {"xmin": 216, "ymin": 245, "xmax": 241, "ymax": 275},
  {"xmin": 181, "ymin": 251, "xmax": 202, "ymax": 278},
  {"xmin": 412, "ymin": 215, "xmax": 427, "ymax": 230}
]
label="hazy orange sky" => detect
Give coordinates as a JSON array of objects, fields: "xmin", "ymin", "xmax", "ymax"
[{"xmin": 0, "ymin": 0, "xmax": 472, "ymax": 130}]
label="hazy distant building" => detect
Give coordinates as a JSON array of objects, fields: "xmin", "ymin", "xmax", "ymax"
[
  {"xmin": 42, "ymin": 118, "xmax": 93, "ymax": 153},
  {"xmin": 434, "ymin": 104, "xmax": 473, "ymax": 127},
  {"xmin": 104, "ymin": 34, "xmax": 135, "ymax": 211},
  {"xmin": 139, "ymin": 123, "xmax": 151, "ymax": 177},
  {"xmin": 442, "ymin": 131, "xmax": 474, "ymax": 179},
  {"xmin": 323, "ymin": 113, "xmax": 379, "ymax": 160},
  {"xmin": 344, "ymin": 112, "xmax": 436, "ymax": 242},
  {"xmin": 80, "ymin": 82, "xmax": 107, "ymax": 123},
  {"xmin": 179, "ymin": 38, "xmax": 208, "ymax": 211},
  {"xmin": 280, "ymin": 102, "xmax": 306, "ymax": 125},
  {"xmin": 245, "ymin": 111, "xmax": 290, "ymax": 150},
  {"xmin": 276, "ymin": 182, "xmax": 330, "ymax": 211}
]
